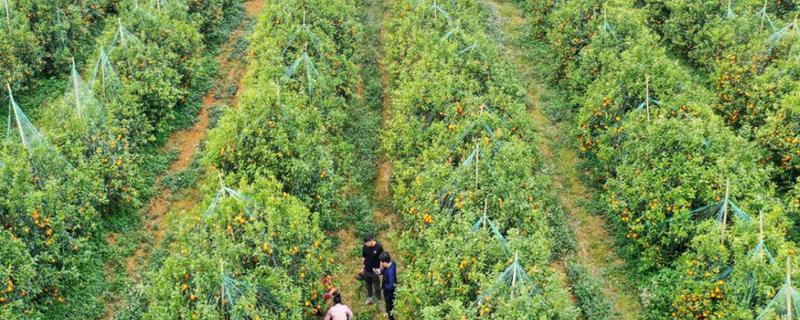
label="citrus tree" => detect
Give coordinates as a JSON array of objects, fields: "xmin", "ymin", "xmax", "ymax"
[
  {"xmin": 515, "ymin": 1, "xmax": 800, "ymax": 319},
  {"xmin": 142, "ymin": 178, "xmax": 335, "ymax": 319},
  {"xmin": 204, "ymin": 0, "xmax": 368, "ymax": 231},
  {"xmin": 383, "ymin": 0, "xmax": 577, "ymax": 318}
]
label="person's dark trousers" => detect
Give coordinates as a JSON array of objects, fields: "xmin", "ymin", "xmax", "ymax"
[
  {"xmin": 364, "ymin": 271, "xmax": 381, "ymax": 300},
  {"xmin": 384, "ymin": 288, "xmax": 395, "ymax": 320}
]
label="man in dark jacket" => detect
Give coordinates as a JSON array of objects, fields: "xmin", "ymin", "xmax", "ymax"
[
  {"xmin": 361, "ymin": 234, "xmax": 383, "ymax": 305},
  {"xmin": 379, "ymin": 252, "xmax": 397, "ymax": 320}
]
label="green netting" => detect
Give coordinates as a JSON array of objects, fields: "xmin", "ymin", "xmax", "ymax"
[
  {"xmin": 430, "ymin": 0, "xmax": 450, "ymax": 21},
  {"xmin": 497, "ymin": 256, "xmax": 532, "ymax": 288},
  {"xmin": 749, "ymin": 240, "xmax": 776, "ymax": 264},
  {"xmin": 284, "ymin": 51, "xmax": 319, "ymax": 97},
  {"xmin": 600, "ymin": 10, "xmax": 617, "ymax": 39},
  {"xmin": 635, "ymin": 96, "xmax": 661, "ymax": 112},
  {"xmin": 458, "ymin": 42, "xmax": 477, "ymax": 55},
  {"xmin": 220, "ymin": 272, "xmax": 246, "ymax": 310},
  {"xmin": 756, "ymin": 283, "xmax": 800, "ymax": 320},
  {"xmin": 54, "ymin": 8, "xmax": 68, "ymax": 53},
  {"xmin": 283, "ymin": 14, "xmax": 321, "ymax": 54},
  {"xmin": 471, "ymin": 211, "xmax": 510, "ymax": 254},
  {"xmin": 691, "ymin": 195, "xmax": 752, "ymax": 224},
  {"xmin": 202, "ymin": 184, "xmax": 256, "ymax": 219},
  {"xmin": 442, "ymin": 23, "xmax": 464, "ymax": 41},
  {"xmin": 467, "ymin": 254, "xmax": 541, "ymax": 314},
  {"xmin": 65, "ymin": 60, "xmax": 107, "ymax": 128}
]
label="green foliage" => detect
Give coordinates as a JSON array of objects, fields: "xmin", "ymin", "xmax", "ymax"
[
  {"xmin": 601, "ymin": 114, "xmax": 771, "ymax": 270},
  {"xmin": 204, "ymin": 0, "xmax": 368, "ymax": 231},
  {"xmin": 0, "ymin": 0, "xmax": 239, "ymax": 317},
  {"xmin": 637, "ymin": 0, "xmax": 800, "ymax": 192},
  {"xmin": 517, "ymin": 0, "xmax": 800, "ymax": 319},
  {"xmin": 758, "ymin": 92, "xmax": 800, "ymax": 189},
  {"xmin": 0, "ymin": 1, "xmax": 42, "ymax": 88},
  {"xmin": 132, "ymin": 0, "xmax": 376, "ymax": 317},
  {"xmin": 383, "ymin": 0, "xmax": 577, "ymax": 318},
  {"xmin": 142, "ymin": 178, "xmax": 335, "ymax": 319},
  {"xmin": 565, "ymin": 261, "xmax": 615, "ymax": 320},
  {"xmin": 7, "ymin": 0, "xmax": 116, "ymax": 77}
]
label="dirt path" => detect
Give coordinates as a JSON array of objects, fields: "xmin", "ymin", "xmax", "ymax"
[
  {"xmin": 330, "ymin": 0, "xmax": 399, "ymax": 318},
  {"xmin": 102, "ymin": 2, "xmax": 264, "ymax": 319},
  {"xmin": 484, "ymin": 0, "xmax": 641, "ymax": 318}
]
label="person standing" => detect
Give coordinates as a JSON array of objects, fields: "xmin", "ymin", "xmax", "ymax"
[
  {"xmin": 324, "ymin": 293, "xmax": 354, "ymax": 320},
  {"xmin": 379, "ymin": 252, "xmax": 398, "ymax": 320},
  {"xmin": 361, "ymin": 234, "xmax": 383, "ymax": 305}
]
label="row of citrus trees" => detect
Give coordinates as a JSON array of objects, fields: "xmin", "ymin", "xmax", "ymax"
[
  {"xmin": 381, "ymin": 0, "xmax": 577, "ymax": 318},
  {"xmin": 636, "ymin": 0, "xmax": 800, "ymax": 233},
  {"xmin": 127, "ymin": 0, "xmax": 377, "ymax": 318},
  {"xmin": 1, "ymin": 0, "xmax": 116, "ymax": 88},
  {"xmin": 517, "ymin": 0, "xmax": 799, "ymax": 318},
  {"xmin": 0, "ymin": 1, "xmax": 239, "ymax": 319}
]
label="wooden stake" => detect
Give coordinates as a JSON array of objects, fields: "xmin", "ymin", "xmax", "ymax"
[
  {"xmin": 476, "ymin": 105, "xmax": 484, "ymax": 191},
  {"xmin": 759, "ymin": 212, "xmax": 765, "ymax": 260},
  {"xmin": 645, "ymin": 75, "xmax": 651, "ymax": 121},
  {"xmin": 220, "ymin": 259, "xmax": 225, "ymax": 310},
  {"xmin": 788, "ymin": 256, "xmax": 793, "ymax": 320},
  {"xmin": 721, "ymin": 179, "xmax": 730, "ymax": 244},
  {"xmin": 759, "ymin": 0, "xmax": 768, "ymax": 32},
  {"xmin": 511, "ymin": 252, "xmax": 518, "ymax": 299},
  {"xmin": 7, "ymin": 83, "xmax": 27, "ymax": 148},
  {"xmin": 482, "ymin": 198, "xmax": 488, "ymax": 229},
  {"xmin": 4, "ymin": 0, "xmax": 10, "ymax": 26},
  {"xmin": 6, "ymin": 82, "xmax": 11, "ymax": 137},
  {"xmin": 118, "ymin": 18, "xmax": 126, "ymax": 46},
  {"xmin": 475, "ymin": 143, "xmax": 479, "ymax": 191},
  {"xmin": 71, "ymin": 57, "xmax": 82, "ymax": 116}
]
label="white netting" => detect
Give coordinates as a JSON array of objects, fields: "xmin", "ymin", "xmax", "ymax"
[
  {"xmin": 756, "ymin": 283, "xmax": 800, "ymax": 319},
  {"xmin": 725, "ymin": 0, "xmax": 736, "ymax": 19},
  {"xmin": 768, "ymin": 15, "xmax": 798, "ymax": 49},
  {"xmin": 202, "ymin": 184, "xmax": 256, "ymax": 219},
  {"xmin": 65, "ymin": 59, "xmax": 107, "ymax": 127},
  {"xmin": 756, "ymin": 2, "xmax": 776, "ymax": 32},
  {"xmin": 471, "ymin": 201, "xmax": 510, "ymax": 254},
  {"xmin": 467, "ymin": 254, "xmax": 540, "ymax": 315},
  {"xmin": 3, "ymin": 0, "xmax": 10, "ymax": 27},
  {"xmin": 107, "ymin": 19, "xmax": 139, "ymax": 54},
  {"xmin": 285, "ymin": 51, "xmax": 319, "ymax": 97},
  {"xmin": 6, "ymin": 85, "xmax": 73, "ymax": 180},
  {"xmin": 89, "ymin": 48, "xmax": 123, "ymax": 102},
  {"xmin": 7, "ymin": 86, "xmax": 47, "ymax": 151},
  {"xmin": 283, "ymin": 14, "xmax": 321, "ymax": 54}
]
